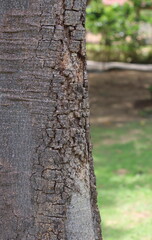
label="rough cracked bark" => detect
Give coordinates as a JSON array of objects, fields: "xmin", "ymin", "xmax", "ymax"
[{"xmin": 0, "ymin": 0, "xmax": 102, "ymax": 239}]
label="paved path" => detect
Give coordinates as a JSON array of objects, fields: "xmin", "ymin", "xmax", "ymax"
[{"xmin": 87, "ymin": 60, "xmax": 152, "ymax": 72}]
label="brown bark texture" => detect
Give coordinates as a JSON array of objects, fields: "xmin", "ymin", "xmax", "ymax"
[{"xmin": 0, "ymin": 0, "xmax": 102, "ymax": 239}]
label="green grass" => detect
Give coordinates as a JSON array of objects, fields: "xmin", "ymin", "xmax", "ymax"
[{"xmin": 91, "ymin": 120, "xmax": 152, "ymax": 240}]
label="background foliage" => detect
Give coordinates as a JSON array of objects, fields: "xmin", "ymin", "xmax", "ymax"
[{"xmin": 86, "ymin": 0, "xmax": 152, "ymax": 62}]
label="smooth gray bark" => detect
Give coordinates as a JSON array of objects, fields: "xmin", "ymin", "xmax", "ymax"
[{"xmin": 0, "ymin": 0, "xmax": 102, "ymax": 239}]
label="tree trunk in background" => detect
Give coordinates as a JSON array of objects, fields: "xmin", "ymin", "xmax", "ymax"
[{"xmin": 0, "ymin": 0, "xmax": 102, "ymax": 239}]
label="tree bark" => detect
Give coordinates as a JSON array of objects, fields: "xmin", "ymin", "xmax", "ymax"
[{"xmin": 0, "ymin": 0, "xmax": 102, "ymax": 239}]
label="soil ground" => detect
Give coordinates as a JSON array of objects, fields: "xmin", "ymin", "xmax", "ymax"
[{"xmin": 89, "ymin": 70, "xmax": 152, "ymax": 125}]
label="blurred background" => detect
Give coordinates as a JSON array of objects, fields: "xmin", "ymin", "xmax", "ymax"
[{"xmin": 86, "ymin": 0, "xmax": 152, "ymax": 239}]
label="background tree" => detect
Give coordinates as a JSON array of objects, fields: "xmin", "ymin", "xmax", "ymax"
[{"xmin": 0, "ymin": 0, "xmax": 102, "ymax": 239}]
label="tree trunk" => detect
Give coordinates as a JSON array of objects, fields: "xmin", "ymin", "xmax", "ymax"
[{"xmin": 0, "ymin": 0, "xmax": 102, "ymax": 239}]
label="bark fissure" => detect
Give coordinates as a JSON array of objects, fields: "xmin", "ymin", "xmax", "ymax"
[{"xmin": 0, "ymin": 0, "xmax": 102, "ymax": 239}]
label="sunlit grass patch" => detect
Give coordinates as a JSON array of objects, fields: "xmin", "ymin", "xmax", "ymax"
[{"xmin": 91, "ymin": 120, "xmax": 152, "ymax": 240}]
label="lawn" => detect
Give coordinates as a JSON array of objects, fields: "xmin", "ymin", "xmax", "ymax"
[{"xmin": 91, "ymin": 120, "xmax": 152, "ymax": 240}]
